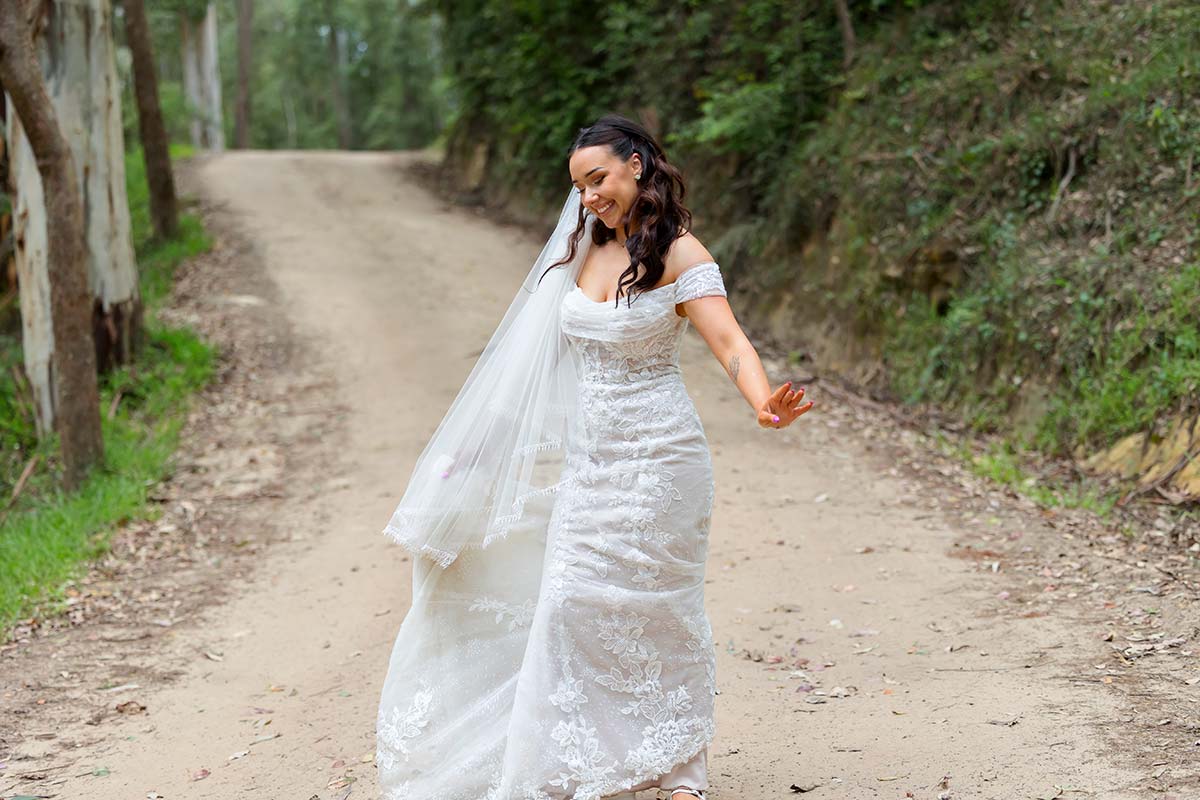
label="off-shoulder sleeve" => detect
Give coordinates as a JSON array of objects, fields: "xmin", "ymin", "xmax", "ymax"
[{"xmin": 674, "ymin": 261, "xmax": 726, "ymax": 304}]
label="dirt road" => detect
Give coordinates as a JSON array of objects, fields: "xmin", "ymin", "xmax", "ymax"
[{"xmin": 3, "ymin": 152, "xmax": 1163, "ymax": 798}]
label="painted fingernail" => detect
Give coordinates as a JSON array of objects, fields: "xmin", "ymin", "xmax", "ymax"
[{"xmin": 772, "ymin": 415, "xmax": 780, "ymax": 423}]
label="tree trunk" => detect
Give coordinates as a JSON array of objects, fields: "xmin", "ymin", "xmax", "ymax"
[
  {"xmin": 7, "ymin": 0, "xmax": 141, "ymax": 383},
  {"xmin": 323, "ymin": 0, "xmax": 352, "ymax": 149},
  {"xmin": 179, "ymin": 3, "xmax": 224, "ymax": 151},
  {"xmin": 833, "ymin": 0, "xmax": 856, "ymax": 69},
  {"xmin": 281, "ymin": 88, "xmax": 296, "ymax": 148},
  {"xmin": 179, "ymin": 12, "xmax": 202, "ymax": 147},
  {"xmin": 0, "ymin": 0, "xmax": 104, "ymax": 488},
  {"xmin": 123, "ymin": 0, "xmax": 178, "ymax": 240},
  {"xmin": 48, "ymin": 0, "xmax": 141, "ymax": 373},
  {"xmin": 234, "ymin": 0, "xmax": 252, "ymax": 148}
]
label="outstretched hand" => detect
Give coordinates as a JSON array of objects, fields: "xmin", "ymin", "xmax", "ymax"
[{"xmin": 757, "ymin": 382, "xmax": 815, "ymax": 429}]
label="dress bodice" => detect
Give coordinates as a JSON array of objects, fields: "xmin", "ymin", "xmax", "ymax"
[{"xmin": 560, "ymin": 261, "xmax": 727, "ymax": 386}]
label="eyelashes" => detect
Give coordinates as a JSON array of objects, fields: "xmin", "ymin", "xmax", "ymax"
[{"xmin": 571, "ymin": 176, "xmax": 606, "ymax": 190}]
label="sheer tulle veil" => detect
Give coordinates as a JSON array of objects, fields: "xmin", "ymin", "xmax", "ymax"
[{"xmin": 381, "ymin": 188, "xmax": 594, "ymax": 567}]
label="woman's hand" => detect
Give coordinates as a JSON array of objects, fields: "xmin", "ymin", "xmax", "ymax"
[{"xmin": 757, "ymin": 381, "xmax": 815, "ymax": 429}]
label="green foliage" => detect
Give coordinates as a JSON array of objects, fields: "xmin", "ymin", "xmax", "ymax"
[
  {"xmin": 0, "ymin": 150, "xmax": 214, "ymax": 634},
  {"xmin": 433, "ymin": 0, "xmax": 1200, "ymax": 475},
  {"xmin": 937, "ymin": 434, "xmax": 1119, "ymax": 515},
  {"xmin": 836, "ymin": 0, "xmax": 1200, "ymax": 454},
  {"xmin": 124, "ymin": 143, "xmax": 209, "ymax": 307},
  {"xmin": 0, "ymin": 326, "xmax": 215, "ymax": 634},
  {"xmin": 213, "ymin": 0, "xmax": 447, "ymax": 150},
  {"xmin": 113, "ymin": 0, "xmax": 447, "ymax": 152}
]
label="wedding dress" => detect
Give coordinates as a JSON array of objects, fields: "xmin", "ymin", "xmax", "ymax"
[{"xmin": 376, "ymin": 257, "xmax": 729, "ymax": 800}]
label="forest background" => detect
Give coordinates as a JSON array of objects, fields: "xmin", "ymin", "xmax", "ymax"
[{"xmin": 1, "ymin": 0, "xmax": 1197, "ymax": 632}]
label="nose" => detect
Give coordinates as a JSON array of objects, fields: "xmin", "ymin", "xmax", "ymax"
[{"xmin": 583, "ymin": 187, "xmax": 602, "ymax": 207}]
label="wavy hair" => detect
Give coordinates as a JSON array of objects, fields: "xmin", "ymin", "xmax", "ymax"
[{"xmin": 543, "ymin": 114, "xmax": 693, "ymax": 306}]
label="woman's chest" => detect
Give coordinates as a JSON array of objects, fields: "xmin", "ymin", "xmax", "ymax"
[{"xmin": 560, "ymin": 286, "xmax": 686, "ymax": 345}]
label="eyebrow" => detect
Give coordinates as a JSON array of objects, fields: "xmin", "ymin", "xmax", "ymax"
[{"xmin": 571, "ymin": 166, "xmax": 604, "ymax": 185}]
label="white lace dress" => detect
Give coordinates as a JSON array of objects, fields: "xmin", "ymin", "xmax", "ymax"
[{"xmin": 377, "ymin": 261, "xmax": 728, "ymax": 800}]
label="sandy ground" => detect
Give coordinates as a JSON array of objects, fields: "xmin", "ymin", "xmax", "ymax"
[{"xmin": 4, "ymin": 151, "xmax": 1197, "ymax": 800}]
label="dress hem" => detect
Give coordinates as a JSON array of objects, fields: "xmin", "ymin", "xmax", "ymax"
[{"xmin": 593, "ymin": 724, "xmax": 716, "ymax": 800}]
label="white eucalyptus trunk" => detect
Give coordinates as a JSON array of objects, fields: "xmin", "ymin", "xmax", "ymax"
[
  {"xmin": 180, "ymin": 3, "xmax": 224, "ymax": 151},
  {"xmin": 5, "ymin": 0, "xmax": 140, "ymax": 435},
  {"xmin": 6, "ymin": 109, "xmax": 53, "ymax": 431}
]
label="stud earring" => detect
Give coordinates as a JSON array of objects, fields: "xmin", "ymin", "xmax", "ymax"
[{"xmin": 635, "ymin": 173, "xmax": 641, "ymax": 180}]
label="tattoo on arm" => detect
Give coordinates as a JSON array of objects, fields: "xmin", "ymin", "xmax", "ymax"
[{"xmin": 728, "ymin": 354, "xmax": 741, "ymax": 383}]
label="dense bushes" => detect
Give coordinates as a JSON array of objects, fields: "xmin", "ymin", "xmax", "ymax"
[{"xmin": 434, "ymin": 0, "xmax": 1199, "ymax": 458}]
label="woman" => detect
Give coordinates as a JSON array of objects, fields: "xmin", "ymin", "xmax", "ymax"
[{"xmin": 377, "ymin": 114, "xmax": 813, "ymax": 800}]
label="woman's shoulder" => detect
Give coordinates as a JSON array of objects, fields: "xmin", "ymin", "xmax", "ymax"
[{"xmin": 664, "ymin": 229, "xmax": 716, "ymax": 282}]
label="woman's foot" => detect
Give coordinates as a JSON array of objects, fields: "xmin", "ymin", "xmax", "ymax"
[{"xmin": 668, "ymin": 788, "xmax": 705, "ymax": 800}]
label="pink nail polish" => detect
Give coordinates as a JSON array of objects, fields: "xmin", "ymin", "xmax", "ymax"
[{"xmin": 772, "ymin": 415, "xmax": 780, "ymax": 423}]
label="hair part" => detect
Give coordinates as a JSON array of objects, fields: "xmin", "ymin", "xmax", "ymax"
[{"xmin": 544, "ymin": 113, "xmax": 692, "ymax": 305}]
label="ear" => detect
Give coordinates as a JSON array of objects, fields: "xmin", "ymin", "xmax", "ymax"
[{"xmin": 629, "ymin": 153, "xmax": 643, "ymax": 176}]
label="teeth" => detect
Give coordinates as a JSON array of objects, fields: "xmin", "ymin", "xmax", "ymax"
[{"xmin": 597, "ymin": 201, "xmax": 613, "ymax": 214}]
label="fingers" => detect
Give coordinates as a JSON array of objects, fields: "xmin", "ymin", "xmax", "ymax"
[
  {"xmin": 761, "ymin": 384, "xmax": 814, "ymax": 428},
  {"xmin": 782, "ymin": 385, "xmax": 806, "ymax": 407}
]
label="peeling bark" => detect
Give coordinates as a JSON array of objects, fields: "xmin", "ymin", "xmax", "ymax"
[
  {"xmin": 6, "ymin": 0, "xmax": 141, "ymax": 429},
  {"xmin": 180, "ymin": 3, "xmax": 223, "ymax": 151},
  {"xmin": 0, "ymin": 0, "xmax": 104, "ymax": 486}
]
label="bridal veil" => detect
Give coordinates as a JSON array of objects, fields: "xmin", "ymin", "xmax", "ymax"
[{"xmin": 382, "ymin": 188, "xmax": 593, "ymax": 567}]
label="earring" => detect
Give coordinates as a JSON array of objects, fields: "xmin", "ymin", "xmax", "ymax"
[{"xmin": 635, "ymin": 173, "xmax": 641, "ymax": 180}]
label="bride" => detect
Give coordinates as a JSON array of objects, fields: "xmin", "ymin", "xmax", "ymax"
[{"xmin": 376, "ymin": 113, "xmax": 813, "ymax": 800}]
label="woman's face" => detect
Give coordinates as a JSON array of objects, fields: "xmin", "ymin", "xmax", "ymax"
[{"xmin": 568, "ymin": 145, "xmax": 642, "ymax": 229}]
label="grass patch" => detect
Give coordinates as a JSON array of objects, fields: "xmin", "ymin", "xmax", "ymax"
[
  {"xmin": 0, "ymin": 146, "xmax": 215, "ymax": 634},
  {"xmin": 935, "ymin": 433, "xmax": 1120, "ymax": 516},
  {"xmin": 793, "ymin": 0, "xmax": 1200, "ymax": 461}
]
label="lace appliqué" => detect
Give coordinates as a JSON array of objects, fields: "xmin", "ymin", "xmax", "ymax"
[
  {"xmin": 470, "ymin": 596, "xmax": 537, "ymax": 632},
  {"xmin": 673, "ymin": 261, "xmax": 726, "ymax": 304},
  {"xmin": 377, "ymin": 262, "xmax": 721, "ymax": 800},
  {"xmin": 377, "ymin": 682, "xmax": 435, "ymax": 770},
  {"xmin": 546, "ymin": 648, "xmax": 621, "ymax": 798}
]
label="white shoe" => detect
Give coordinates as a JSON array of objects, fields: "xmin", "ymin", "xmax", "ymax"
[{"xmin": 667, "ymin": 788, "xmax": 706, "ymax": 800}]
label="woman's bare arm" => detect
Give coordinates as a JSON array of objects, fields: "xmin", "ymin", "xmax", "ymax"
[
  {"xmin": 663, "ymin": 233, "xmax": 813, "ymax": 428},
  {"xmin": 682, "ymin": 295, "xmax": 814, "ymax": 429}
]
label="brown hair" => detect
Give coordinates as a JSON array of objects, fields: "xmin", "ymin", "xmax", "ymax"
[{"xmin": 544, "ymin": 113, "xmax": 693, "ymax": 306}]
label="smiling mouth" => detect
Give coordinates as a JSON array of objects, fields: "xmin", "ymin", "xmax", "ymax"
[{"xmin": 595, "ymin": 200, "xmax": 615, "ymax": 215}]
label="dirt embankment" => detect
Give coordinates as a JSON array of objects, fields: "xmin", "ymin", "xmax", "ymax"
[{"xmin": 2, "ymin": 151, "xmax": 1197, "ymax": 800}]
